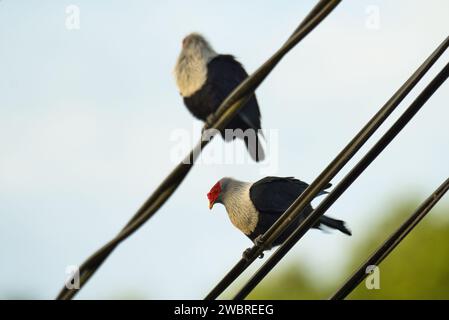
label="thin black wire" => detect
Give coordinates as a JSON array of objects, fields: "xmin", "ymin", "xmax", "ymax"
[
  {"xmin": 205, "ymin": 36, "xmax": 449, "ymax": 300},
  {"xmin": 56, "ymin": 0, "xmax": 341, "ymax": 300},
  {"xmin": 210, "ymin": 0, "xmax": 341, "ymax": 123},
  {"xmin": 233, "ymin": 62, "xmax": 449, "ymax": 300},
  {"xmin": 330, "ymin": 177, "xmax": 449, "ymax": 300},
  {"xmin": 290, "ymin": 0, "xmax": 334, "ymax": 38}
]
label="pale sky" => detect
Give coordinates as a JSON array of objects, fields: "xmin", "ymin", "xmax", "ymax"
[{"xmin": 0, "ymin": 1, "xmax": 448, "ymax": 299}]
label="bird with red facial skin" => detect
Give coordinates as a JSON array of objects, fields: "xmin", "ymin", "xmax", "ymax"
[
  {"xmin": 207, "ymin": 177, "xmax": 351, "ymax": 250},
  {"xmin": 174, "ymin": 33, "xmax": 264, "ymax": 162}
]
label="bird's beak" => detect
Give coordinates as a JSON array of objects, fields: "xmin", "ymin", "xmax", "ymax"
[{"xmin": 209, "ymin": 201, "xmax": 214, "ymax": 210}]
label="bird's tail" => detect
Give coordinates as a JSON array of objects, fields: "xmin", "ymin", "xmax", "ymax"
[
  {"xmin": 319, "ymin": 216, "xmax": 352, "ymax": 236},
  {"xmin": 244, "ymin": 132, "xmax": 265, "ymax": 162}
]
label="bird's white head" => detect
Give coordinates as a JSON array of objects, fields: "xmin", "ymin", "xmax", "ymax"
[
  {"xmin": 180, "ymin": 33, "xmax": 216, "ymax": 58},
  {"xmin": 207, "ymin": 177, "xmax": 258, "ymax": 235},
  {"xmin": 207, "ymin": 177, "xmax": 234, "ymax": 210},
  {"xmin": 207, "ymin": 177, "xmax": 248, "ymax": 210},
  {"xmin": 174, "ymin": 33, "xmax": 218, "ymax": 97},
  {"xmin": 207, "ymin": 180, "xmax": 223, "ymax": 210}
]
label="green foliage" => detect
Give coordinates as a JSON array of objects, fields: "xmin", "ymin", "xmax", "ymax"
[
  {"xmin": 246, "ymin": 201, "xmax": 449, "ymax": 299},
  {"xmin": 348, "ymin": 203, "xmax": 449, "ymax": 299},
  {"xmin": 247, "ymin": 266, "xmax": 323, "ymax": 300}
]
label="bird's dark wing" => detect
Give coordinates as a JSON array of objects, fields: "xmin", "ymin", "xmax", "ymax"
[
  {"xmin": 249, "ymin": 177, "xmax": 331, "ymax": 213},
  {"xmin": 206, "ymin": 55, "xmax": 262, "ymax": 130},
  {"xmin": 183, "ymin": 88, "xmax": 215, "ymax": 121}
]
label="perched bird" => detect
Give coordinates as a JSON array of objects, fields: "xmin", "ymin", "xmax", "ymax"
[
  {"xmin": 174, "ymin": 33, "xmax": 265, "ymax": 161},
  {"xmin": 207, "ymin": 177, "xmax": 351, "ymax": 249}
]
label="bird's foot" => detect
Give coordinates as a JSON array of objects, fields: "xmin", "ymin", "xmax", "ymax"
[
  {"xmin": 254, "ymin": 235, "xmax": 272, "ymax": 252},
  {"xmin": 242, "ymin": 248, "xmax": 264, "ymax": 261},
  {"xmin": 202, "ymin": 114, "xmax": 218, "ymax": 136},
  {"xmin": 205, "ymin": 114, "xmax": 217, "ymax": 128},
  {"xmin": 242, "ymin": 248, "xmax": 252, "ymax": 261},
  {"xmin": 254, "ymin": 235, "xmax": 265, "ymax": 247}
]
